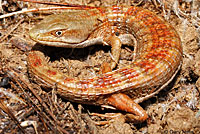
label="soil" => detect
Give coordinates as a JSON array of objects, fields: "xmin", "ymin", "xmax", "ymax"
[{"xmin": 0, "ymin": 0, "xmax": 199, "ymax": 134}]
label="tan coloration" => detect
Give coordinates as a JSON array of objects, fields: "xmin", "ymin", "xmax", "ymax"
[{"xmin": 28, "ymin": 6, "xmax": 182, "ymax": 123}]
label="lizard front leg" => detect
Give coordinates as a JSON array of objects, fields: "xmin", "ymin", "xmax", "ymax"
[{"xmin": 107, "ymin": 35, "xmax": 122, "ymax": 69}]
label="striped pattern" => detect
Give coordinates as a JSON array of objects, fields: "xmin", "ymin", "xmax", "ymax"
[{"xmin": 28, "ymin": 6, "xmax": 182, "ymax": 105}]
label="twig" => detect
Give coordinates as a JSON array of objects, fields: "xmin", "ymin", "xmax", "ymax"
[
  {"xmin": 0, "ymin": 19, "xmax": 24, "ymax": 42},
  {"xmin": 18, "ymin": 0, "xmax": 92, "ymax": 7},
  {"xmin": 0, "ymin": 6, "xmax": 97, "ymax": 19},
  {"xmin": 7, "ymin": 68, "xmax": 70, "ymax": 134},
  {"xmin": 0, "ymin": 100, "xmax": 26, "ymax": 133}
]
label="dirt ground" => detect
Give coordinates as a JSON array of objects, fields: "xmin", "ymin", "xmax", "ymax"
[{"xmin": 0, "ymin": 0, "xmax": 200, "ymax": 133}]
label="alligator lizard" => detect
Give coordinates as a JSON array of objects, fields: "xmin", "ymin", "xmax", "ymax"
[{"xmin": 27, "ymin": 6, "xmax": 183, "ymax": 123}]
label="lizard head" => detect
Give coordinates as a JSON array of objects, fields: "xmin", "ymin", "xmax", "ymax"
[{"xmin": 29, "ymin": 10, "xmax": 100, "ymax": 48}]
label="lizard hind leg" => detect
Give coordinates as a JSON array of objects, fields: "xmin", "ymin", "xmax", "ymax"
[
  {"xmin": 107, "ymin": 93, "xmax": 148, "ymax": 123},
  {"xmin": 99, "ymin": 57, "xmax": 148, "ymax": 123}
]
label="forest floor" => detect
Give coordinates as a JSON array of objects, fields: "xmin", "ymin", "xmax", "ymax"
[{"xmin": 0, "ymin": 0, "xmax": 199, "ymax": 133}]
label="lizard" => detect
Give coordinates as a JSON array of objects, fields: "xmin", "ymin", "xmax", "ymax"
[{"xmin": 27, "ymin": 6, "xmax": 183, "ymax": 123}]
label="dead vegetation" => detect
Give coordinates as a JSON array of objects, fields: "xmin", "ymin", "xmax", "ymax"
[{"xmin": 0, "ymin": 0, "xmax": 199, "ymax": 133}]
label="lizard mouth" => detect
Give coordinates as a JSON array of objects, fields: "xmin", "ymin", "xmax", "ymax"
[{"xmin": 29, "ymin": 33, "xmax": 103, "ymax": 48}]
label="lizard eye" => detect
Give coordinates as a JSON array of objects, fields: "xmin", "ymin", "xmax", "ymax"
[
  {"xmin": 51, "ymin": 30, "xmax": 64, "ymax": 37},
  {"xmin": 55, "ymin": 31, "xmax": 63, "ymax": 37}
]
